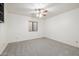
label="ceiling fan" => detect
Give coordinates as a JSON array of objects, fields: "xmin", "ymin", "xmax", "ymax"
[
  {"xmin": 35, "ymin": 8, "xmax": 48, "ymax": 18},
  {"xmin": 27, "ymin": 3, "xmax": 49, "ymax": 18}
]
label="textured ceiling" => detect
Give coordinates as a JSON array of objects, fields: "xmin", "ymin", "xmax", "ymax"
[{"xmin": 5, "ymin": 3, "xmax": 79, "ymax": 19}]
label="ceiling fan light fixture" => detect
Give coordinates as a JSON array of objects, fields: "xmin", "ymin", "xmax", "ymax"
[
  {"xmin": 36, "ymin": 13, "xmax": 43, "ymax": 18},
  {"xmin": 34, "ymin": 7, "xmax": 48, "ymax": 18}
]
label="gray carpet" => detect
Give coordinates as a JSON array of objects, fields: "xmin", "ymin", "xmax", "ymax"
[{"xmin": 1, "ymin": 38, "xmax": 79, "ymax": 56}]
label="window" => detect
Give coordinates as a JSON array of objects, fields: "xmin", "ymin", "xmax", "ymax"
[{"xmin": 29, "ymin": 21, "xmax": 38, "ymax": 32}]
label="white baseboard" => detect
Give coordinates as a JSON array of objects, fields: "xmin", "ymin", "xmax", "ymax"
[
  {"xmin": 46, "ymin": 37, "xmax": 79, "ymax": 48},
  {"xmin": 8, "ymin": 37, "xmax": 44, "ymax": 44}
]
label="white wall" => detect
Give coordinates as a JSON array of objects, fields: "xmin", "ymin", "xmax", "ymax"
[
  {"xmin": 0, "ymin": 9, "xmax": 8, "ymax": 54},
  {"xmin": 0, "ymin": 23, "xmax": 7, "ymax": 54},
  {"xmin": 7, "ymin": 13, "xmax": 44, "ymax": 43},
  {"xmin": 45, "ymin": 8, "xmax": 79, "ymax": 48}
]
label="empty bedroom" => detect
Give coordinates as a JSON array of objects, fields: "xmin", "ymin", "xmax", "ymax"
[{"xmin": 0, "ymin": 3, "xmax": 79, "ymax": 56}]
